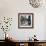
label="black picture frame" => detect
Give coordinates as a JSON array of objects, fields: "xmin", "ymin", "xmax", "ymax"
[{"xmin": 18, "ymin": 13, "xmax": 34, "ymax": 29}]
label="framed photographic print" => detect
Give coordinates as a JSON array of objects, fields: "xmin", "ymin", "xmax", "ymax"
[{"xmin": 18, "ymin": 13, "xmax": 34, "ymax": 28}]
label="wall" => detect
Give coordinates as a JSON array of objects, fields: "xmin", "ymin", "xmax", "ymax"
[
  {"xmin": 0, "ymin": 0, "xmax": 46, "ymax": 40},
  {"xmin": 44, "ymin": 16, "xmax": 46, "ymax": 40}
]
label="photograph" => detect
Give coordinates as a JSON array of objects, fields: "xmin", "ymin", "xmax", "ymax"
[{"xmin": 18, "ymin": 13, "xmax": 34, "ymax": 28}]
